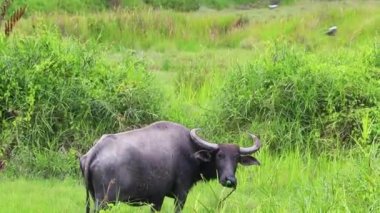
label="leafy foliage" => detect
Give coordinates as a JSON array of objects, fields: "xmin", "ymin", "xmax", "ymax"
[
  {"xmin": 0, "ymin": 31, "xmax": 162, "ymax": 176},
  {"xmin": 210, "ymin": 43, "xmax": 380, "ymax": 152},
  {"xmin": 0, "ymin": 1, "xmax": 379, "ymax": 178},
  {"xmin": 144, "ymin": 0, "xmax": 200, "ymax": 11}
]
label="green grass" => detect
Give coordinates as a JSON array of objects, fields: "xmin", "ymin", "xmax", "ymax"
[
  {"xmin": 1, "ymin": 1, "xmax": 379, "ymax": 212},
  {"xmin": 1, "ymin": 149, "xmax": 379, "ymax": 212},
  {"xmin": 12, "ymin": 0, "xmax": 379, "ymax": 51},
  {"xmin": 8, "ymin": 0, "xmax": 299, "ymax": 13}
]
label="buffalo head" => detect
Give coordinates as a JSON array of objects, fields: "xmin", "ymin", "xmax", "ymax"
[{"xmin": 190, "ymin": 129, "xmax": 261, "ymax": 188}]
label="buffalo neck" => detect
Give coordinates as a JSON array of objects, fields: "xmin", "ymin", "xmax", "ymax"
[{"xmin": 198, "ymin": 159, "xmax": 217, "ymax": 181}]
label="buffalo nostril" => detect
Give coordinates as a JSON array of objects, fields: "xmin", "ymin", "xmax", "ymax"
[{"xmin": 225, "ymin": 177, "xmax": 236, "ymax": 187}]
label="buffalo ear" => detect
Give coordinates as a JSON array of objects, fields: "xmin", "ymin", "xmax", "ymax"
[
  {"xmin": 194, "ymin": 150, "xmax": 212, "ymax": 162},
  {"xmin": 239, "ymin": 156, "xmax": 260, "ymax": 166}
]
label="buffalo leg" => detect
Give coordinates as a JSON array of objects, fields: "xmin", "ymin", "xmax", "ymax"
[
  {"xmin": 150, "ymin": 196, "xmax": 164, "ymax": 212},
  {"xmin": 173, "ymin": 191, "xmax": 188, "ymax": 213},
  {"xmin": 94, "ymin": 198, "xmax": 101, "ymax": 213},
  {"xmin": 93, "ymin": 179, "xmax": 119, "ymax": 212},
  {"xmin": 173, "ymin": 177, "xmax": 191, "ymax": 213}
]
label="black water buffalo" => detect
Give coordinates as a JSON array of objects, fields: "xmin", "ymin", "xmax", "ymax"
[{"xmin": 80, "ymin": 121, "xmax": 261, "ymax": 212}]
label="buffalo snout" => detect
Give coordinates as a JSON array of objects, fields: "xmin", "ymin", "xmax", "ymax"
[{"xmin": 221, "ymin": 176, "xmax": 237, "ymax": 188}]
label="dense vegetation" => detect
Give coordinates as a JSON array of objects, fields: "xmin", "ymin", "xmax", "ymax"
[
  {"xmin": 0, "ymin": 31, "xmax": 162, "ymax": 177},
  {"xmin": 10, "ymin": 0, "xmax": 295, "ymax": 12},
  {"xmin": 0, "ymin": 0, "xmax": 379, "ymax": 212}
]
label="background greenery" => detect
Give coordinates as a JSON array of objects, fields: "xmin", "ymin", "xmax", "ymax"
[
  {"xmin": 9, "ymin": 0, "xmax": 296, "ymax": 12},
  {"xmin": 0, "ymin": 0, "xmax": 379, "ymax": 212}
]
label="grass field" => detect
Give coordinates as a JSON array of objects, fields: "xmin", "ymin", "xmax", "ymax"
[
  {"xmin": 1, "ymin": 150, "xmax": 379, "ymax": 212},
  {"xmin": 1, "ymin": 0, "xmax": 379, "ymax": 212}
]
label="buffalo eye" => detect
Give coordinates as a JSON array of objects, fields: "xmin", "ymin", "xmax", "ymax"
[{"xmin": 217, "ymin": 153, "xmax": 225, "ymax": 159}]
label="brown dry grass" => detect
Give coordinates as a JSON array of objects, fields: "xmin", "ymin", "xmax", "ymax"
[{"xmin": 4, "ymin": 5, "xmax": 26, "ymax": 37}]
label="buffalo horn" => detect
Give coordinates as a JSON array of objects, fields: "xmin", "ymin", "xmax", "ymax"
[
  {"xmin": 190, "ymin": 128, "xmax": 218, "ymax": 150},
  {"xmin": 239, "ymin": 134, "xmax": 261, "ymax": 155}
]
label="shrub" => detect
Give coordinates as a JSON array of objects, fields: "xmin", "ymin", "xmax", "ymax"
[
  {"xmin": 5, "ymin": 146, "xmax": 79, "ymax": 178},
  {"xmin": 0, "ymin": 31, "xmax": 162, "ymax": 176},
  {"xmin": 9, "ymin": 0, "xmax": 98, "ymax": 13},
  {"xmin": 210, "ymin": 43, "xmax": 380, "ymax": 152},
  {"xmin": 144, "ymin": 0, "xmax": 200, "ymax": 12}
]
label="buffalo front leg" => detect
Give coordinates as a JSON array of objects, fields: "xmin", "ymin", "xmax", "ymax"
[{"xmin": 174, "ymin": 191, "xmax": 188, "ymax": 213}]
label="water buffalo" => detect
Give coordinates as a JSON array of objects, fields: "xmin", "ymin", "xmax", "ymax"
[{"xmin": 80, "ymin": 121, "xmax": 261, "ymax": 212}]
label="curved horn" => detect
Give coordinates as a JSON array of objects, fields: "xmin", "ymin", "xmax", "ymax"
[
  {"xmin": 190, "ymin": 128, "xmax": 218, "ymax": 150},
  {"xmin": 239, "ymin": 134, "xmax": 261, "ymax": 155}
]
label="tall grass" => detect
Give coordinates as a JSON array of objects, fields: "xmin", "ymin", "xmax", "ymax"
[
  {"xmin": 12, "ymin": 1, "xmax": 379, "ymax": 51},
  {"xmin": 9, "ymin": 0, "xmax": 302, "ymax": 13},
  {"xmin": 0, "ymin": 1, "xmax": 379, "ymax": 212},
  {"xmin": 1, "ymin": 148, "xmax": 379, "ymax": 212},
  {"xmin": 0, "ymin": 31, "xmax": 162, "ymax": 177},
  {"xmin": 9, "ymin": 0, "xmax": 143, "ymax": 13},
  {"xmin": 204, "ymin": 43, "xmax": 380, "ymax": 152},
  {"xmin": 16, "ymin": 10, "xmax": 243, "ymax": 51},
  {"xmin": 0, "ymin": 0, "xmax": 379, "ymax": 201}
]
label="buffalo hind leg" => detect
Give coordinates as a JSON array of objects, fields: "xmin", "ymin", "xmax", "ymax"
[
  {"xmin": 94, "ymin": 198, "xmax": 101, "ymax": 213},
  {"xmin": 94, "ymin": 198, "xmax": 117, "ymax": 213},
  {"xmin": 94, "ymin": 179, "xmax": 119, "ymax": 212}
]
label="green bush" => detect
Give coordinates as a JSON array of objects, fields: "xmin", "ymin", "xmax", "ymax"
[
  {"xmin": 209, "ymin": 43, "xmax": 380, "ymax": 152},
  {"xmin": 5, "ymin": 146, "xmax": 79, "ymax": 178},
  {"xmin": 10, "ymin": 0, "xmax": 145, "ymax": 13},
  {"xmin": 11, "ymin": 0, "xmax": 107, "ymax": 13},
  {"xmin": 144, "ymin": 0, "xmax": 200, "ymax": 11},
  {"xmin": 0, "ymin": 31, "xmax": 162, "ymax": 176},
  {"xmin": 200, "ymin": 0, "xmax": 258, "ymax": 9},
  {"xmin": 10, "ymin": 0, "xmax": 300, "ymax": 14}
]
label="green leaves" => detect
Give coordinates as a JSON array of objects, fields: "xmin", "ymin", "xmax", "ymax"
[
  {"xmin": 0, "ymin": 32, "xmax": 162, "ymax": 176},
  {"xmin": 211, "ymin": 43, "xmax": 380, "ymax": 152}
]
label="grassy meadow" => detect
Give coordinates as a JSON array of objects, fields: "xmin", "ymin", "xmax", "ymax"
[
  {"xmin": 1, "ymin": 151, "xmax": 379, "ymax": 212},
  {"xmin": 1, "ymin": 0, "xmax": 379, "ymax": 212}
]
